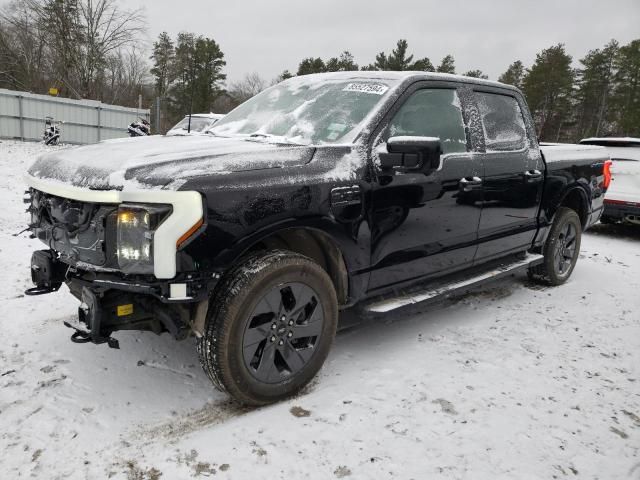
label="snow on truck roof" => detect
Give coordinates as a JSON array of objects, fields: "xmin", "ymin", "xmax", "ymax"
[{"xmin": 280, "ymin": 71, "xmax": 519, "ymax": 91}]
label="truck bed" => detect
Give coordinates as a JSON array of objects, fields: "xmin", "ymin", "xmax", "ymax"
[
  {"xmin": 538, "ymin": 142, "xmax": 609, "ymax": 230},
  {"xmin": 539, "ymin": 143, "xmax": 609, "ymax": 165}
]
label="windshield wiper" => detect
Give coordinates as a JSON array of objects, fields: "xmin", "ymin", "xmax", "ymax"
[
  {"xmin": 247, "ymin": 132, "xmax": 305, "ymax": 145},
  {"xmin": 206, "ymin": 130, "xmax": 229, "ymax": 138}
]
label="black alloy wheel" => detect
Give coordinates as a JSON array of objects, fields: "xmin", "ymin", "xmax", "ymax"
[
  {"xmin": 528, "ymin": 207, "xmax": 582, "ymax": 286},
  {"xmin": 553, "ymin": 222, "xmax": 578, "ymax": 276},
  {"xmin": 198, "ymin": 250, "xmax": 338, "ymax": 406},
  {"xmin": 242, "ymin": 282, "xmax": 325, "ymax": 384}
]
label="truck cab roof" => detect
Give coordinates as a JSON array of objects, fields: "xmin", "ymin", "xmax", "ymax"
[{"xmin": 289, "ymin": 70, "xmax": 518, "ymax": 92}]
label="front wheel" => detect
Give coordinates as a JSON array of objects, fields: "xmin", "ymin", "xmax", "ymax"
[
  {"xmin": 528, "ymin": 207, "xmax": 582, "ymax": 286},
  {"xmin": 197, "ymin": 250, "xmax": 338, "ymax": 406}
]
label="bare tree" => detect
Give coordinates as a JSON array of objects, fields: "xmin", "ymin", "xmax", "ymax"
[
  {"xmin": 104, "ymin": 50, "xmax": 124, "ymax": 101},
  {"xmin": 0, "ymin": 1, "xmax": 48, "ymax": 91},
  {"xmin": 0, "ymin": 0, "xmax": 146, "ymax": 103},
  {"xmin": 74, "ymin": 0, "xmax": 145, "ymax": 98},
  {"xmin": 103, "ymin": 46, "xmax": 148, "ymax": 105},
  {"xmin": 228, "ymin": 72, "xmax": 267, "ymax": 104}
]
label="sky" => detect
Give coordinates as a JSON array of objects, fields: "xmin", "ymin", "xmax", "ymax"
[{"xmin": 128, "ymin": 0, "xmax": 640, "ymax": 85}]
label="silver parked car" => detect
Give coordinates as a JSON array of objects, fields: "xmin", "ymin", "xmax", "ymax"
[{"xmin": 166, "ymin": 113, "xmax": 224, "ymax": 136}]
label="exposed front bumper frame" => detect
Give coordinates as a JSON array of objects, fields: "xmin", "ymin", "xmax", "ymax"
[{"xmin": 66, "ymin": 268, "xmax": 219, "ymax": 304}]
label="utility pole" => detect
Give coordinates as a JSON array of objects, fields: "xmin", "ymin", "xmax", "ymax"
[
  {"xmin": 188, "ymin": 58, "xmax": 196, "ymax": 134},
  {"xmin": 156, "ymin": 97, "xmax": 161, "ymax": 134}
]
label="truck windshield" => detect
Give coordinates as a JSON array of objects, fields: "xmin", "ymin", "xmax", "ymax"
[{"xmin": 209, "ymin": 78, "xmax": 396, "ymax": 145}]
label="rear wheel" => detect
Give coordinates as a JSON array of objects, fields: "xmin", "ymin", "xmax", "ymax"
[
  {"xmin": 197, "ymin": 250, "xmax": 338, "ymax": 406},
  {"xmin": 528, "ymin": 207, "xmax": 582, "ymax": 286}
]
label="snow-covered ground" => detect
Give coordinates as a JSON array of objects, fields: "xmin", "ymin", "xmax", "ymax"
[{"xmin": 1, "ymin": 139, "xmax": 639, "ymax": 479}]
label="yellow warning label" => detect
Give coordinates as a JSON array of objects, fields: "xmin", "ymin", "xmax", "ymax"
[{"xmin": 117, "ymin": 304, "xmax": 134, "ymax": 316}]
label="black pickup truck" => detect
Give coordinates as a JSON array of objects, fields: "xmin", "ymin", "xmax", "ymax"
[{"xmin": 24, "ymin": 72, "xmax": 611, "ymax": 405}]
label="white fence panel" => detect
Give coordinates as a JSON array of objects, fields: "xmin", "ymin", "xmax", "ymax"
[{"xmin": 0, "ymin": 88, "xmax": 150, "ymax": 145}]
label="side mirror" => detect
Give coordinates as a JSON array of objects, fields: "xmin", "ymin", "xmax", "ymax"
[{"xmin": 377, "ymin": 136, "xmax": 442, "ymax": 173}]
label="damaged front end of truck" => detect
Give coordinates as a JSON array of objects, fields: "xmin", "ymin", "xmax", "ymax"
[{"xmin": 24, "ymin": 183, "xmax": 213, "ymax": 349}]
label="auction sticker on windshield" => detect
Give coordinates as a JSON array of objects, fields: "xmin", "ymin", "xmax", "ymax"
[{"xmin": 343, "ymin": 83, "xmax": 389, "ymax": 95}]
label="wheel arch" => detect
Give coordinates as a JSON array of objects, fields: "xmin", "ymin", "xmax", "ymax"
[
  {"xmin": 243, "ymin": 227, "xmax": 349, "ymax": 305},
  {"xmin": 212, "ymin": 221, "xmax": 356, "ymax": 306},
  {"xmin": 533, "ymin": 183, "xmax": 590, "ymax": 253},
  {"xmin": 556, "ymin": 186, "xmax": 590, "ymax": 227}
]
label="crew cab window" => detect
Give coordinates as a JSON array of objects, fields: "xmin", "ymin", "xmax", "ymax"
[
  {"xmin": 476, "ymin": 92, "xmax": 527, "ymax": 151},
  {"xmin": 387, "ymin": 89, "xmax": 467, "ymax": 155}
]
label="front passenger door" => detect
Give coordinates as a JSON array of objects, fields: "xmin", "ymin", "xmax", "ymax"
[{"xmin": 368, "ymin": 85, "xmax": 483, "ymax": 292}]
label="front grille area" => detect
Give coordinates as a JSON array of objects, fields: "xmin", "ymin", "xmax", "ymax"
[{"xmin": 28, "ymin": 189, "xmax": 118, "ymax": 268}]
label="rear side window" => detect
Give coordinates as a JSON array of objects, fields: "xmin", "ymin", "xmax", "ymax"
[
  {"xmin": 476, "ymin": 92, "xmax": 527, "ymax": 151},
  {"xmin": 387, "ymin": 89, "xmax": 467, "ymax": 155}
]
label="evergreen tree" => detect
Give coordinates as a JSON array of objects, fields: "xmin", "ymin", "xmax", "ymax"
[
  {"xmin": 464, "ymin": 69, "xmax": 489, "ymax": 79},
  {"xmin": 412, "ymin": 57, "xmax": 435, "ymax": 72},
  {"xmin": 193, "ymin": 36, "xmax": 226, "ymax": 110},
  {"xmin": 574, "ymin": 40, "xmax": 618, "ymax": 138},
  {"xmin": 297, "ymin": 57, "xmax": 326, "ymax": 75},
  {"xmin": 277, "ymin": 70, "xmax": 294, "ymax": 81},
  {"xmin": 384, "ymin": 39, "xmax": 417, "ymax": 70},
  {"xmin": 150, "ymin": 32, "xmax": 174, "ymax": 97},
  {"xmin": 364, "ymin": 39, "xmax": 434, "ymax": 71},
  {"xmin": 611, "ymin": 39, "xmax": 640, "ymax": 136},
  {"xmin": 170, "ymin": 32, "xmax": 196, "ymax": 117},
  {"xmin": 168, "ymin": 32, "xmax": 226, "ymax": 119},
  {"xmin": 498, "ymin": 60, "xmax": 525, "ymax": 89},
  {"xmin": 436, "ymin": 54, "xmax": 456, "ymax": 74},
  {"xmin": 522, "ymin": 44, "xmax": 575, "ymax": 141},
  {"xmin": 295, "ymin": 51, "xmax": 357, "ymax": 76},
  {"xmin": 326, "ymin": 51, "xmax": 359, "ymax": 72}
]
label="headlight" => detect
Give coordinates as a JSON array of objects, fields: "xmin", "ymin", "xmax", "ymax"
[{"xmin": 116, "ymin": 204, "xmax": 171, "ymax": 273}]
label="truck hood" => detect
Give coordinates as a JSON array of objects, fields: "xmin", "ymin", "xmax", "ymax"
[{"xmin": 27, "ymin": 135, "xmax": 315, "ymax": 190}]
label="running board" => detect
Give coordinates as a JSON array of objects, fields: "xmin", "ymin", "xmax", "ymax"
[{"xmin": 365, "ymin": 254, "xmax": 544, "ymax": 314}]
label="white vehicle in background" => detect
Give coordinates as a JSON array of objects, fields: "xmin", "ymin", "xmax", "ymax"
[
  {"xmin": 166, "ymin": 113, "xmax": 224, "ymax": 136},
  {"xmin": 580, "ymin": 138, "xmax": 640, "ymax": 225}
]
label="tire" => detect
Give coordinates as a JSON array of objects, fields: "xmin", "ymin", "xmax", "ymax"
[
  {"xmin": 528, "ymin": 207, "xmax": 582, "ymax": 286},
  {"xmin": 197, "ymin": 250, "xmax": 338, "ymax": 406}
]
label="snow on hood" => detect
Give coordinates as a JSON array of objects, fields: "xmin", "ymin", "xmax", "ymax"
[{"xmin": 27, "ymin": 135, "xmax": 315, "ymax": 190}]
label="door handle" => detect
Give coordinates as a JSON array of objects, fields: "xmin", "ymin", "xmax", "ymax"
[
  {"xmin": 524, "ymin": 169, "xmax": 543, "ymax": 179},
  {"xmin": 459, "ymin": 176, "xmax": 482, "ymax": 192}
]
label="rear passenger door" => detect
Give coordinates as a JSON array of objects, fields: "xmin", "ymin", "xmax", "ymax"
[{"xmin": 473, "ymin": 89, "xmax": 544, "ymax": 263}]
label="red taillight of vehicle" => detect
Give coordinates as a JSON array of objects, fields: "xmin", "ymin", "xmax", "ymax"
[{"xmin": 603, "ymin": 159, "xmax": 612, "ymax": 189}]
